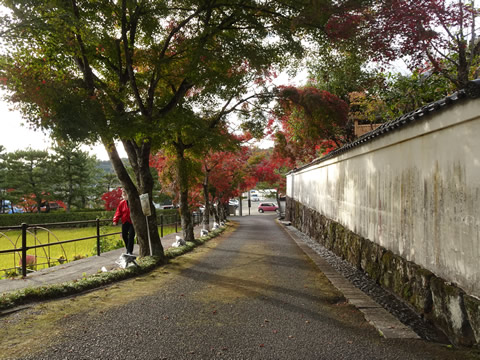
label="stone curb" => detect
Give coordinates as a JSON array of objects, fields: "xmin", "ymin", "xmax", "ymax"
[{"xmin": 276, "ymin": 219, "xmax": 420, "ymax": 340}]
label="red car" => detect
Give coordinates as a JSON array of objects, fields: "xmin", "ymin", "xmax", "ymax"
[{"xmin": 258, "ymin": 202, "xmax": 279, "ymax": 213}]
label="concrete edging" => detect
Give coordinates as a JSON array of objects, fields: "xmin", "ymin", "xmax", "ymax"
[{"xmin": 277, "ymin": 219, "xmax": 420, "ymax": 340}]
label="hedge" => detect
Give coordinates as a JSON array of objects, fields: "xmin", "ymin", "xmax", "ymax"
[{"xmin": 0, "ymin": 209, "xmax": 181, "ymax": 228}]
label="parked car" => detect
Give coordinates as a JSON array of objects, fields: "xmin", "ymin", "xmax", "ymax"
[
  {"xmin": 258, "ymin": 202, "xmax": 279, "ymax": 213},
  {"xmin": 251, "ymin": 194, "xmax": 260, "ymax": 202},
  {"xmin": 229, "ymin": 199, "xmax": 239, "ymax": 207},
  {"xmin": 7, "ymin": 206, "xmax": 24, "ymax": 214}
]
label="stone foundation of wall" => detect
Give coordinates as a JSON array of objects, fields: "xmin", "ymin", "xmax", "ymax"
[{"xmin": 286, "ymin": 197, "xmax": 480, "ymax": 347}]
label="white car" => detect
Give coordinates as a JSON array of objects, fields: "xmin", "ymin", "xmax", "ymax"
[{"xmin": 251, "ymin": 194, "xmax": 260, "ymax": 201}]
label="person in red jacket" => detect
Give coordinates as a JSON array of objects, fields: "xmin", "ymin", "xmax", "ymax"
[{"xmin": 113, "ymin": 188, "xmax": 135, "ymax": 255}]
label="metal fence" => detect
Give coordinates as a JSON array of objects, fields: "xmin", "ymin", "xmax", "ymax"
[{"xmin": 0, "ymin": 212, "xmax": 203, "ymax": 278}]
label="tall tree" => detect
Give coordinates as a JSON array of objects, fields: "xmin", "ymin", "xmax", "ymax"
[
  {"xmin": 51, "ymin": 142, "xmax": 98, "ymax": 211},
  {"xmin": 376, "ymin": 69, "xmax": 455, "ymax": 119},
  {"xmin": 4, "ymin": 149, "xmax": 54, "ymax": 212},
  {"xmin": 0, "ymin": 0, "xmax": 318, "ymax": 257},
  {"xmin": 99, "ymin": 171, "xmax": 121, "ymax": 196}
]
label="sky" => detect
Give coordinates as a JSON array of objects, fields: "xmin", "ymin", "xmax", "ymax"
[{"xmin": 1, "ymin": 98, "xmax": 117, "ymax": 160}]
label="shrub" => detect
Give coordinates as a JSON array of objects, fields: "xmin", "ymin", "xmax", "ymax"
[
  {"xmin": 92, "ymin": 236, "xmax": 124, "ymax": 255},
  {"xmin": 0, "ymin": 211, "xmax": 115, "ymax": 227},
  {"xmin": 0, "ymin": 209, "xmax": 179, "ymax": 228}
]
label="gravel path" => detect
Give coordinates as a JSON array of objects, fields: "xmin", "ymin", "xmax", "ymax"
[{"xmin": 0, "ymin": 216, "xmax": 475, "ymax": 360}]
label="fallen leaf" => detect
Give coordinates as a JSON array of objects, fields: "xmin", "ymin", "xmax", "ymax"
[
  {"xmin": 272, "ymin": 330, "xmax": 278, "ymax": 334},
  {"xmin": 259, "ymin": 344, "xmax": 265, "ymax": 347}
]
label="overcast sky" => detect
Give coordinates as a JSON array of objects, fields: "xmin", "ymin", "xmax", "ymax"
[{"xmin": 1, "ymin": 100, "xmax": 115, "ymax": 160}]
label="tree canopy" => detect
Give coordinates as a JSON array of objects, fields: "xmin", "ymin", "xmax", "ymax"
[
  {"xmin": 0, "ymin": 0, "xmax": 330, "ymax": 257},
  {"xmin": 325, "ymin": 0, "xmax": 480, "ymax": 89}
]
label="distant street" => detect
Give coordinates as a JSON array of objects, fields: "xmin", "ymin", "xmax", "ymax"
[{"xmin": 234, "ymin": 198, "xmax": 285, "ymax": 216}]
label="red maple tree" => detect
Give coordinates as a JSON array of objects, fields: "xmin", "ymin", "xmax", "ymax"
[
  {"xmin": 271, "ymin": 86, "xmax": 349, "ymax": 166},
  {"xmin": 326, "ymin": 0, "xmax": 480, "ymax": 89},
  {"xmin": 101, "ymin": 187, "xmax": 123, "ymax": 211}
]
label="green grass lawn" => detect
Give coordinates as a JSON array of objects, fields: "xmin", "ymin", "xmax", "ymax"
[{"xmin": 0, "ymin": 224, "xmax": 178, "ymax": 278}]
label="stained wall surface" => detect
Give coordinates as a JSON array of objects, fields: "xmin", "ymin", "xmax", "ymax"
[{"xmin": 287, "ymin": 99, "xmax": 480, "ymax": 298}]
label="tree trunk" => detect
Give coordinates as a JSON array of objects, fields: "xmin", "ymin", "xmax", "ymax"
[
  {"xmin": 202, "ymin": 170, "xmax": 210, "ymax": 230},
  {"xmin": 218, "ymin": 202, "xmax": 225, "ymax": 222},
  {"xmin": 221, "ymin": 202, "xmax": 228, "ymax": 222},
  {"xmin": 36, "ymin": 196, "xmax": 42, "ymax": 213},
  {"xmin": 276, "ymin": 190, "xmax": 282, "ymax": 214},
  {"xmin": 208, "ymin": 203, "xmax": 216, "ymax": 224},
  {"xmin": 67, "ymin": 179, "xmax": 73, "ymax": 212},
  {"xmin": 176, "ymin": 144, "xmax": 194, "ymax": 242},
  {"xmin": 457, "ymin": 39, "xmax": 469, "ymax": 89},
  {"xmin": 105, "ymin": 140, "xmax": 165, "ymax": 260}
]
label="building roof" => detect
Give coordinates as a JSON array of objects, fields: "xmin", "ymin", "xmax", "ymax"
[{"xmin": 289, "ymin": 79, "xmax": 480, "ymax": 174}]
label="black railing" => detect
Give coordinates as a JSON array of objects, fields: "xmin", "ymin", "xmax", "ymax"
[
  {"xmin": 0, "ymin": 219, "xmax": 118, "ymax": 277},
  {"xmin": 0, "ymin": 211, "xmax": 203, "ymax": 278}
]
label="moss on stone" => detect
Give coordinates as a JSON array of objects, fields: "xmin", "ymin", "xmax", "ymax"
[
  {"xmin": 288, "ymin": 199, "xmax": 479, "ymax": 347},
  {"xmin": 402, "ymin": 282, "xmax": 413, "ymax": 299},
  {"xmin": 464, "ymin": 295, "xmax": 480, "ymax": 344},
  {"xmin": 429, "ymin": 277, "xmax": 476, "ymax": 346}
]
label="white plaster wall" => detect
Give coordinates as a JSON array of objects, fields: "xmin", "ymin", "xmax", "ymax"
[{"xmin": 287, "ymin": 99, "xmax": 480, "ymax": 298}]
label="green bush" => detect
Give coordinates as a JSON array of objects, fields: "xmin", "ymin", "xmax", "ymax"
[
  {"xmin": 70, "ymin": 208, "xmax": 106, "ymax": 213},
  {"xmin": 0, "ymin": 208, "xmax": 179, "ymax": 228},
  {"xmin": 0, "ymin": 211, "xmax": 115, "ymax": 228},
  {"xmin": 92, "ymin": 235, "xmax": 124, "ymax": 255}
]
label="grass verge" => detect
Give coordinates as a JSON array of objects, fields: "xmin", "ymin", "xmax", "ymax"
[{"xmin": 0, "ymin": 223, "xmax": 232, "ymax": 313}]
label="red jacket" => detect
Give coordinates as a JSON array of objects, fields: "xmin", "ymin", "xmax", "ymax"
[{"xmin": 113, "ymin": 200, "xmax": 132, "ymax": 224}]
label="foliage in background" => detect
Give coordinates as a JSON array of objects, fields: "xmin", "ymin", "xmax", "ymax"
[
  {"xmin": 325, "ymin": 0, "xmax": 480, "ymax": 90},
  {"xmin": 0, "ymin": 211, "xmax": 115, "ymax": 227},
  {"xmin": 2, "ymin": 149, "xmax": 54, "ymax": 213},
  {"xmin": 51, "ymin": 142, "xmax": 100, "ymax": 211},
  {"xmin": 376, "ymin": 70, "xmax": 456, "ymax": 119},
  {"xmin": 0, "ymin": 145, "xmax": 124, "ymax": 213},
  {"xmin": 101, "ymin": 187, "xmax": 123, "ymax": 211},
  {"xmin": 270, "ymin": 86, "xmax": 349, "ymax": 166}
]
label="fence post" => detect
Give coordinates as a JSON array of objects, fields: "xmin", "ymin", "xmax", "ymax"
[
  {"xmin": 96, "ymin": 218, "xmax": 101, "ymax": 256},
  {"xmin": 160, "ymin": 215, "xmax": 164, "ymax": 238},
  {"xmin": 175, "ymin": 213, "xmax": 178, "ymax": 233},
  {"xmin": 21, "ymin": 223, "xmax": 27, "ymax": 277}
]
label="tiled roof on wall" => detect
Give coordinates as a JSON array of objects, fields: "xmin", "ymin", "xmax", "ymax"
[{"xmin": 290, "ymin": 79, "xmax": 480, "ymax": 174}]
